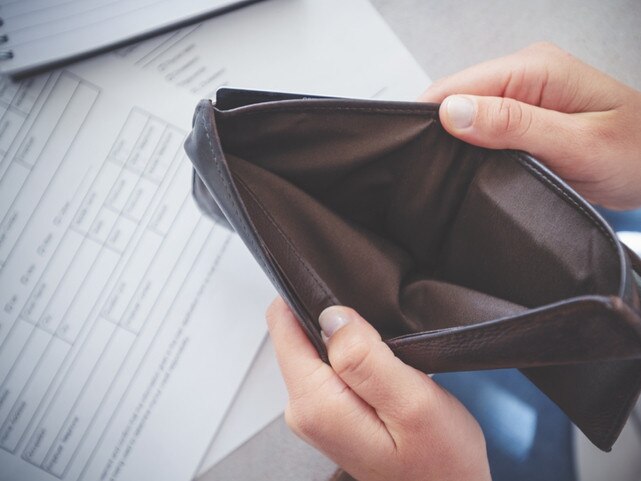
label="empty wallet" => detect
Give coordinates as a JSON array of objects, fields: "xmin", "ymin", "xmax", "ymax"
[{"xmin": 185, "ymin": 88, "xmax": 641, "ymax": 451}]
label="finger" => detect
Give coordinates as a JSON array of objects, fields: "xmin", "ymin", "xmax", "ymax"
[
  {"xmin": 419, "ymin": 42, "xmax": 622, "ymax": 112},
  {"xmin": 418, "ymin": 43, "xmax": 556, "ymax": 104},
  {"xmin": 267, "ymin": 299, "xmax": 396, "ymax": 469},
  {"xmin": 319, "ymin": 306, "xmax": 447, "ymax": 430},
  {"xmin": 284, "ymin": 389, "xmax": 396, "ymax": 475},
  {"xmin": 266, "ymin": 298, "xmax": 382, "ymax": 433},
  {"xmin": 266, "ymin": 297, "xmax": 330, "ymax": 396},
  {"xmin": 437, "ymin": 94, "xmax": 603, "ymax": 181},
  {"xmin": 420, "ymin": 53, "xmax": 526, "ymax": 103}
]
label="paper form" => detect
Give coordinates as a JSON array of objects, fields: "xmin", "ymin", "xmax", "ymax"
[
  {"xmin": 0, "ymin": 61, "xmax": 275, "ymax": 481},
  {"xmin": 198, "ymin": 336, "xmax": 287, "ymax": 470},
  {"xmin": 0, "ymin": 1, "xmax": 431, "ymax": 480}
]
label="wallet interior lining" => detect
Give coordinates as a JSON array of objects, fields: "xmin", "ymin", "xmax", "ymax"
[{"xmin": 217, "ymin": 104, "xmax": 622, "ymax": 338}]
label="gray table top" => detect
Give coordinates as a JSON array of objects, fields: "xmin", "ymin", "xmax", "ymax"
[{"xmin": 372, "ymin": 0, "xmax": 641, "ymax": 90}]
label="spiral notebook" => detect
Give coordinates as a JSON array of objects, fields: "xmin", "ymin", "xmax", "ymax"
[{"xmin": 0, "ymin": 0, "xmax": 259, "ymax": 77}]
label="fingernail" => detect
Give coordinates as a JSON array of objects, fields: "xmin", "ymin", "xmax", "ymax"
[
  {"xmin": 319, "ymin": 306, "xmax": 350, "ymax": 339},
  {"xmin": 444, "ymin": 95, "xmax": 475, "ymax": 129}
]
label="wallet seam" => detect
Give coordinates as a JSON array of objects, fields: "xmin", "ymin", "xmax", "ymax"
[
  {"xmin": 233, "ymin": 173, "xmax": 338, "ymax": 304},
  {"xmin": 221, "ymin": 105, "xmax": 440, "ymax": 117},
  {"xmin": 196, "ymin": 101, "xmax": 330, "ymax": 358},
  {"xmin": 388, "ymin": 297, "xmax": 622, "ymax": 344},
  {"xmin": 198, "ymin": 110, "xmax": 284, "ymax": 297}
]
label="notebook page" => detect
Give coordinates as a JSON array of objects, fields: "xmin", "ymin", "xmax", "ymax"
[{"xmin": 0, "ymin": 0, "xmax": 255, "ymax": 75}]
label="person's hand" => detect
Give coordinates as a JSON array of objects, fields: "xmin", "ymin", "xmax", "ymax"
[
  {"xmin": 266, "ymin": 298, "xmax": 491, "ymax": 481},
  {"xmin": 420, "ymin": 42, "xmax": 641, "ymax": 211}
]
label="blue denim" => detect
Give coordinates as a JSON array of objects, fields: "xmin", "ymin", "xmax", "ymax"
[
  {"xmin": 434, "ymin": 370, "xmax": 576, "ymax": 481},
  {"xmin": 596, "ymin": 207, "xmax": 641, "ymax": 232},
  {"xmin": 432, "ymin": 209, "xmax": 641, "ymax": 481}
]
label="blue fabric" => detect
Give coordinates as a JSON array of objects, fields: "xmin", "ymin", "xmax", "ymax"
[
  {"xmin": 431, "ymin": 209, "xmax": 641, "ymax": 481},
  {"xmin": 596, "ymin": 207, "xmax": 641, "ymax": 232},
  {"xmin": 434, "ymin": 369, "xmax": 576, "ymax": 481}
]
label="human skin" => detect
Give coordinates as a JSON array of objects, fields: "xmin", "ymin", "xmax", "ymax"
[
  {"xmin": 267, "ymin": 43, "xmax": 641, "ymax": 481},
  {"xmin": 267, "ymin": 300, "xmax": 491, "ymax": 481},
  {"xmin": 420, "ymin": 42, "xmax": 641, "ymax": 211}
]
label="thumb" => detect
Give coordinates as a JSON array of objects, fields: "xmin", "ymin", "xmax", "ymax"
[
  {"xmin": 438, "ymin": 94, "xmax": 591, "ymax": 165},
  {"xmin": 319, "ymin": 306, "xmax": 448, "ymax": 428}
]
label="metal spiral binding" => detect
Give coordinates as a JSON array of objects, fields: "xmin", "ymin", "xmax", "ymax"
[{"xmin": 0, "ymin": 26, "xmax": 11, "ymax": 61}]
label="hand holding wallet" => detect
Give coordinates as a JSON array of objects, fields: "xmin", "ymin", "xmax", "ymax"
[{"xmin": 185, "ymin": 88, "xmax": 641, "ymax": 451}]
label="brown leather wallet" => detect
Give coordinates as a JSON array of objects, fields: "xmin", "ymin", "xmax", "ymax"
[{"xmin": 185, "ymin": 88, "xmax": 641, "ymax": 451}]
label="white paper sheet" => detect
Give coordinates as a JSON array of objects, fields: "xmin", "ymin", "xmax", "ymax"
[
  {"xmin": 619, "ymin": 232, "xmax": 641, "ymax": 256},
  {"xmin": 110, "ymin": 0, "xmax": 429, "ymax": 100},
  {"xmin": 0, "ymin": 1, "xmax": 431, "ymax": 480},
  {"xmin": 198, "ymin": 335, "xmax": 286, "ymax": 472},
  {"xmin": 0, "ymin": 60, "xmax": 276, "ymax": 481}
]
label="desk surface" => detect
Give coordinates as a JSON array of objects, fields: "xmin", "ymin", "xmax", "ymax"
[
  {"xmin": 199, "ymin": 1, "xmax": 641, "ymax": 479},
  {"xmin": 373, "ymin": 0, "xmax": 641, "ymax": 91}
]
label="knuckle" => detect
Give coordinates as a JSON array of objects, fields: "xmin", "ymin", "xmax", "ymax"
[
  {"xmin": 429, "ymin": 77, "xmax": 446, "ymax": 91},
  {"xmin": 423, "ymin": 77, "xmax": 448, "ymax": 97},
  {"xmin": 489, "ymin": 98, "xmax": 531, "ymax": 137},
  {"xmin": 525, "ymin": 41, "xmax": 562, "ymax": 56},
  {"xmin": 524, "ymin": 41, "xmax": 576, "ymax": 69},
  {"xmin": 331, "ymin": 335, "xmax": 373, "ymax": 381}
]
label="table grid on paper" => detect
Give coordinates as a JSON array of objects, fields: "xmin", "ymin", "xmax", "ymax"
[{"xmin": 0, "ymin": 73, "xmax": 212, "ymax": 478}]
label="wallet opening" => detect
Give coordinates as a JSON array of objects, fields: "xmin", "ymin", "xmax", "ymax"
[
  {"xmin": 215, "ymin": 102, "xmax": 623, "ymax": 339},
  {"xmin": 185, "ymin": 92, "xmax": 641, "ymax": 451}
]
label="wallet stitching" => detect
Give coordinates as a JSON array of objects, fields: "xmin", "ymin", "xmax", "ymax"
[
  {"xmin": 233, "ymin": 174, "xmax": 338, "ymax": 303},
  {"xmin": 391, "ymin": 300, "xmax": 598, "ymax": 343},
  {"xmin": 224, "ymin": 105, "xmax": 439, "ymax": 117},
  {"xmin": 199, "ymin": 113, "xmax": 282, "ymax": 293},
  {"xmin": 510, "ymin": 152, "xmax": 617, "ymax": 250},
  {"xmin": 390, "ymin": 300, "xmax": 641, "ymax": 362},
  {"xmin": 200, "ymin": 109, "xmax": 333, "ymax": 358}
]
